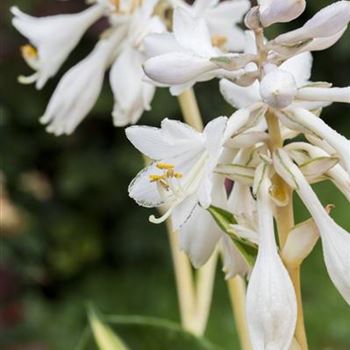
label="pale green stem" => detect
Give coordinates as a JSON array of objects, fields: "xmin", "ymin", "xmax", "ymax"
[
  {"xmin": 227, "ymin": 276, "xmax": 253, "ymax": 350},
  {"xmin": 266, "ymin": 110, "xmax": 309, "ymax": 350}
]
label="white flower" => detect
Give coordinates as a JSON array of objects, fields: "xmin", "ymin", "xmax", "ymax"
[
  {"xmin": 109, "ymin": 1, "xmax": 165, "ymax": 126},
  {"xmin": 258, "ymin": 0, "xmax": 306, "ymax": 27},
  {"xmin": 273, "ymin": 1, "xmax": 350, "ymax": 46},
  {"xmin": 126, "ymin": 117, "xmax": 227, "ymax": 230},
  {"xmin": 285, "ymin": 142, "xmax": 350, "ymax": 201},
  {"xmin": 246, "ymin": 163, "xmax": 297, "ymax": 350},
  {"xmin": 143, "ymin": 8, "xmax": 218, "ymax": 90},
  {"xmin": 220, "ymin": 43, "xmax": 316, "ymax": 111},
  {"xmin": 276, "ymin": 107, "xmax": 350, "ymax": 174},
  {"xmin": 143, "ymin": 7, "xmax": 252, "ymax": 95},
  {"xmin": 170, "ymin": 0, "xmax": 250, "ymax": 51},
  {"xmin": 40, "ymin": 28, "xmax": 126, "ymax": 135},
  {"xmin": 11, "ymin": 4, "xmax": 108, "ymax": 89},
  {"xmin": 110, "ymin": 47, "xmax": 156, "ymax": 126},
  {"xmin": 273, "ymin": 149, "xmax": 350, "ymax": 305}
]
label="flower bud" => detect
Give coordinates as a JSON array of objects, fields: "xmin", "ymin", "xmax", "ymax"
[
  {"xmin": 260, "ymin": 68, "xmax": 297, "ymax": 109},
  {"xmin": 258, "ymin": 0, "xmax": 306, "ymax": 27}
]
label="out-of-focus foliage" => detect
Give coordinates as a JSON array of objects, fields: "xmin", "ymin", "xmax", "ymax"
[{"xmin": 0, "ymin": 0, "xmax": 349, "ymax": 349}]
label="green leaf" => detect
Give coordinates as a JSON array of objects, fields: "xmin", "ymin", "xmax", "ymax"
[
  {"xmin": 207, "ymin": 206, "xmax": 258, "ymax": 266},
  {"xmin": 79, "ymin": 313, "xmax": 223, "ymax": 350},
  {"xmin": 88, "ymin": 307, "xmax": 130, "ymax": 350}
]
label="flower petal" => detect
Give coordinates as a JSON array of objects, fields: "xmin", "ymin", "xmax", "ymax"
[
  {"xmin": 128, "ymin": 163, "xmax": 165, "ymax": 208},
  {"xmin": 179, "ymin": 206, "xmax": 222, "ymax": 268},
  {"xmin": 220, "ymin": 79, "xmax": 261, "ymax": 109},
  {"xmin": 143, "ymin": 52, "xmax": 217, "ymax": 85},
  {"xmin": 280, "ymin": 52, "xmax": 313, "ymax": 87},
  {"xmin": 173, "ymin": 7, "xmax": 214, "ymax": 56},
  {"xmin": 273, "ymin": 149, "xmax": 350, "ymax": 305},
  {"xmin": 246, "ymin": 164, "xmax": 297, "ymax": 350},
  {"xmin": 278, "ymin": 107, "xmax": 350, "ymax": 174}
]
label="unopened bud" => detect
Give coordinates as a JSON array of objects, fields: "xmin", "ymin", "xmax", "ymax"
[
  {"xmin": 244, "ymin": 6, "xmax": 262, "ymax": 30},
  {"xmin": 258, "ymin": 0, "xmax": 306, "ymax": 27}
]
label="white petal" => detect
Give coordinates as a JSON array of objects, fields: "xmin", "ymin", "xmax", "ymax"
[
  {"xmin": 171, "ymin": 193, "xmax": 198, "ymax": 230},
  {"xmin": 273, "ymin": 149, "xmax": 350, "ymax": 305},
  {"xmin": 281, "ymin": 217, "xmax": 320, "ymax": 267},
  {"xmin": 296, "ymin": 87, "xmax": 350, "ymax": 104},
  {"xmin": 110, "ymin": 46, "xmax": 155, "ymax": 126},
  {"xmin": 274, "ymin": 1, "xmax": 350, "ymax": 44},
  {"xmin": 279, "ymin": 107, "xmax": 350, "ymax": 173},
  {"xmin": 179, "ymin": 206, "xmax": 222, "ymax": 268},
  {"xmin": 247, "ymin": 169, "xmax": 297, "ymax": 350},
  {"xmin": 285, "ymin": 142, "xmax": 350, "ymax": 201},
  {"xmin": 204, "ymin": 116, "xmax": 227, "ymax": 160},
  {"xmin": 143, "ymin": 53, "xmax": 217, "ymax": 85},
  {"xmin": 125, "ymin": 120, "xmax": 202, "ymax": 160},
  {"xmin": 221, "ymin": 235, "xmax": 250, "ymax": 279},
  {"xmin": 173, "ymin": 7, "xmax": 214, "ymax": 56},
  {"xmin": 220, "ymin": 79, "xmax": 261, "ymax": 109},
  {"xmin": 204, "ymin": 0, "xmax": 250, "ymax": 51},
  {"xmin": 144, "ymin": 32, "xmax": 183, "ymax": 58},
  {"xmin": 258, "ymin": 0, "xmax": 305, "ymax": 27},
  {"xmin": 280, "ymin": 52, "xmax": 313, "ymax": 87},
  {"xmin": 128, "ymin": 163, "xmax": 165, "ymax": 208}
]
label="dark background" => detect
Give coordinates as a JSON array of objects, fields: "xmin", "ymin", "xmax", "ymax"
[{"xmin": 1, "ymin": 0, "xmax": 350, "ymax": 349}]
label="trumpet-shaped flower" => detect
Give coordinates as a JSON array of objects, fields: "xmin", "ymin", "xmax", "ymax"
[
  {"xmin": 276, "ymin": 107, "xmax": 350, "ymax": 174},
  {"xmin": 40, "ymin": 28, "xmax": 126, "ymax": 135},
  {"xmin": 11, "ymin": 4, "xmax": 108, "ymax": 89},
  {"xmin": 143, "ymin": 7, "xmax": 252, "ymax": 95},
  {"xmin": 274, "ymin": 149, "xmax": 350, "ymax": 305},
  {"xmin": 246, "ymin": 164, "xmax": 297, "ymax": 350},
  {"xmin": 126, "ymin": 117, "xmax": 227, "ymax": 230},
  {"xmin": 110, "ymin": 1, "xmax": 165, "ymax": 126},
  {"xmin": 170, "ymin": 0, "xmax": 250, "ymax": 51}
]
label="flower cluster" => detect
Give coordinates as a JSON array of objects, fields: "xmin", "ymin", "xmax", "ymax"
[
  {"xmin": 126, "ymin": 1, "xmax": 350, "ymax": 348},
  {"xmin": 12, "ymin": 0, "xmax": 248, "ymax": 134},
  {"xmin": 12, "ymin": 0, "xmax": 350, "ymax": 348}
]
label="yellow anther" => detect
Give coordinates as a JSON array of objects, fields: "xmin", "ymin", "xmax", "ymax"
[
  {"xmin": 149, "ymin": 174, "xmax": 165, "ymax": 182},
  {"xmin": 211, "ymin": 35, "xmax": 228, "ymax": 48},
  {"xmin": 21, "ymin": 44, "xmax": 38, "ymax": 59},
  {"xmin": 174, "ymin": 172, "xmax": 183, "ymax": 179},
  {"xmin": 156, "ymin": 162, "xmax": 174, "ymax": 170}
]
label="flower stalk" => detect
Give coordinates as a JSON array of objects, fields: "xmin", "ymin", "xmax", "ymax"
[{"xmin": 266, "ymin": 110, "xmax": 309, "ymax": 350}]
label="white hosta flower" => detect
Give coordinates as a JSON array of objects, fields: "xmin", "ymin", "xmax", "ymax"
[
  {"xmin": 220, "ymin": 35, "xmax": 318, "ymax": 111},
  {"xmin": 246, "ymin": 163, "xmax": 297, "ymax": 350},
  {"xmin": 285, "ymin": 142, "xmax": 350, "ymax": 201},
  {"xmin": 126, "ymin": 117, "xmax": 227, "ymax": 230},
  {"xmin": 276, "ymin": 107, "xmax": 350, "ymax": 174},
  {"xmin": 40, "ymin": 28, "xmax": 126, "ymax": 135},
  {"xmin": 11, "ymin": 4, "xmax": 108, "ymax": 89},
  {"xmin": 143, "ymin": 8, "xmax": 218, "ymax": 89},
  {"xmin": 273, "ymin": 1, "xmax": 350, "ymax": 46},
  {"xmin": 110, "ymin": 1, "xmax": 165, "ymax": 126},
  {"xmin": 170, "ymin": 0, "xmax": 250, "ymax": 51},
  {"xmin": 258, "ymin": 0, "xmax": 306, "ymax": 27},
  {"xmin": 110, "ymin": 47, "xmax": 156, "ymax": 126},
  {"xmin": 274, "ymin": 149, "xmax": 350, "ymax": 305},
  {"xmin": 143, "ymin": 7, "xmax": 252, "ymax": 95}
]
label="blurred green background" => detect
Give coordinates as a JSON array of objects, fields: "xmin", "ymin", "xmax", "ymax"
[{"xmin": 1, "ymin": 0, "xmax": 349, "ymax": 349}]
